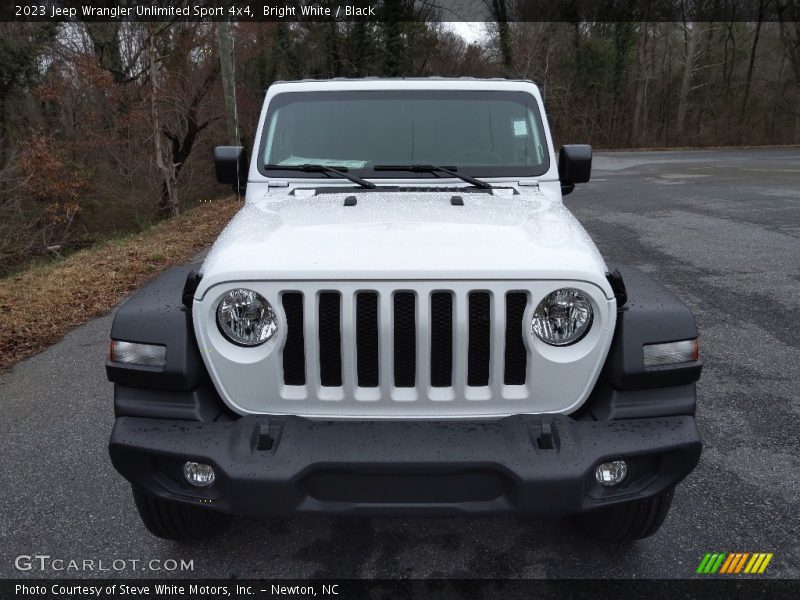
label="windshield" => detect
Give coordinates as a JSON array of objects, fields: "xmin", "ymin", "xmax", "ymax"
[{"xmin": 259, "ymin": 90, "xmax": 550, "ymax": 179}]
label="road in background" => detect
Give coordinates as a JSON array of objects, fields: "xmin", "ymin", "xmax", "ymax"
[{"xmin": 2, "ymin": 149, "xmax": 798, "ymax": 579}]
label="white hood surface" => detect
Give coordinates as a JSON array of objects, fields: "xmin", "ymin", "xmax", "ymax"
[{"xmin": 197, "ymin": 187, "xmax": 612, "ymax": 299}]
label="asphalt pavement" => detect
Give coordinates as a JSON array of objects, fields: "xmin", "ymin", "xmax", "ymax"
[{"xmin": 1, "ymin": 148, "xmax": 798, "ymax": 579}]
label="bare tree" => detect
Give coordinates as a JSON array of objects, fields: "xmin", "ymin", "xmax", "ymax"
[
  {"xmin": 149, "ymin": 31, "xmax": 178, "ymax": 217},
  {"xmin": 631, "ymin": 22, "xmax": 650, "ymax": 145},
  {"xmin": 778, "ymin": 0, "xmax": 800, "ymax": 141},
  {"xmin": 487, "ymin": 0, "xmax": 514, "ymax": 74},
  {"xmin": 216, "ymin": 21, "xmax": 238, "ymax": 145},
  {"xmin": 740, "ymin": 3, "xmax": 769, "ymax": 138},
  {"xmin": 676, "ymin": 22, "xmax": 701, "ymax": 139}
]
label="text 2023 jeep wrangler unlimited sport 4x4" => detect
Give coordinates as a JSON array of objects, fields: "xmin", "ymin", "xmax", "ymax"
[{"xmin": 107, "ymin": 79, "xmax": 702, "ymax": 542}]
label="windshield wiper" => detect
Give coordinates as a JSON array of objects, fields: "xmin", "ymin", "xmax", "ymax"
[
  {"xmin": 373, "ymin": 164, "xmax": 493, "ymax": 189},
  {"xmin": 264, "ymin": 163, "xmax": 376, "ymax": 189}
]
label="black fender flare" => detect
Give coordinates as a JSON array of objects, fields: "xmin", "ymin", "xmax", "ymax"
[{"xmin": 106, "ymin": 263, "xmax": 208, "ymax": 392}]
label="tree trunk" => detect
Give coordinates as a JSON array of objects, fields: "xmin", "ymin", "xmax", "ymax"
[
  {"xmin": 85, "ymin": 23, "xmax": 126, "ymax": 84},
  {"xmin": 739, "ymin": 14, "xmax": 764, "ymax": 141},
  {"xmin": 381, "ymin": 20, "xmax": 404, "ymax": 76},
  {"xmin": 348, "ymin": 22, "xmax": 369, "ymax": 77},
  {"xmin": 490, "ymin": 0, "xmax": 514, "ymax": 75},
  {"xmin": 149, "ymin": 34, "xmax": 178, "ymax": 218},
  {"xmin": 796, "ymin": 83, "xmax": 800, "ymax": 144},
  {"xmin": 268, "ymin": 23, "xmax": 284, "ymax": 84},
  {"xmin": 676, "ymin": 23, "xmax": 700, "ymax": 140},
  {"xmin": 612, "ymin": 22, "xmax": 633, "ymax": 143},
  {"xmin": 630, "ymin": 22, "xmax": 648, "ymax": 146},
  {"xmin": 777, "ymin": 3, "xmax": 800, "ymax": 142},
  {"xmin": 0, "ymin": 92, "xmax": 7, "ymax": 199},
  {"xmin": 216, "ymin": 22, "xmax": 238, "ymax": 146},
  {"xmin": 722, "ymin": 22, "xmax": 736, "ymax": 93},
  {"xmin": 324, "ymin": 22, "xmax": 341, "ymax": 77},
  {"xmin": 0, "ymin": 91, "xmax": 7, "ymax": 167}
]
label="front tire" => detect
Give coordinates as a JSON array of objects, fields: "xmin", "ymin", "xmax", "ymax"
[
  {"xmin": 573, "ymin": 489, "xmax": 674, "ymax": 543},
  {"xmin": 132, "ymin": 486, "xmax": 231, "ymax": 541}
]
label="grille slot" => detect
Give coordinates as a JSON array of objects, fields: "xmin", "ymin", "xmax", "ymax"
[
  {"xmin": 393, "ymin": 292, "xmax": 416, "ymax": 387},
  {"xmin": 430, "ymin": 292, "xmax": 453, "ymax": 387},
  {"xmin": 467, "ymin": 292, "xmax": 491, "ymax": 386},
  {"xmin": 281, "ymin": 293, "xmax": 306, "ymax": 385},
  {"xmin": 318, "ymin": 292, "xmax": 342, "ymax": 387},
  {"xmin": 356, "ymin": 292, "xmax": 379, "ymax": 387},
  {"xmin": 504, "ymin": 293, "xmax": 528, "ymax": 385}
]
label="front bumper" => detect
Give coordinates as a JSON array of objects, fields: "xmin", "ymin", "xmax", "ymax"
[{"xmin": 109, "ymin": 414, "xmax": 701, "ymax": 518}]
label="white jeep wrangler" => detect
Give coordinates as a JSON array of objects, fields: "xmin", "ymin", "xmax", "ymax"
[{"xmin": 107, "ymin": 78, "xmax": 702, "ymax": 542}]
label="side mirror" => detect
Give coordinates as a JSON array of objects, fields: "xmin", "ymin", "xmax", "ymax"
[
  {"xmin": 214, "ymin": 146, "xmax": 248, "ymax": 192},
  {"xmin": 558, "ymin": 144, "xmax": 592, "ymax": 196}
]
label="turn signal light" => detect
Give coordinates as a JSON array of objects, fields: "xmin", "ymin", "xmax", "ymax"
[
  {"xmin": 109, "ymin": 340, "xmax": 166, "ymax": 368},
  {"xmin": 643, "ymin": 339, "xmax": 699, "ymax": 367}
]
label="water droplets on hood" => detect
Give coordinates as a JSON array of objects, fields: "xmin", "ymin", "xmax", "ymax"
[{"xmin": 198, "ymin": 187, "xmax": 610, "ymax": 295}]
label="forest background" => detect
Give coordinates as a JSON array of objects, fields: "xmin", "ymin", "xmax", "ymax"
[{"xmin": 1, "ymin": 0, "xmax": 799, "ymax": 276}]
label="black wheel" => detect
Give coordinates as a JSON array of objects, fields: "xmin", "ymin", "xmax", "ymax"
[
  {"xmin": 573, "ymin": 489, "xmax": 674, "ymax": 543},
  {"xmin": 132, "ymin": 486, "xmax": 231, "ymax": 541}
]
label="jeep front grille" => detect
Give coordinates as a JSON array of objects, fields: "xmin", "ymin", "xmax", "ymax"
[
  {"xmin": 197, "ymin": 280, "xmax": 615, "ymax": 417},
  {"xmin": 280, "ymin": 287, "xmax": 529, "ymax": 394}
]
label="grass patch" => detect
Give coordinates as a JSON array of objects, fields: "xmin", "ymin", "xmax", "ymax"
[{"xmin": 0, "ymin": 198, "xmax": 241, "ymax": 371}]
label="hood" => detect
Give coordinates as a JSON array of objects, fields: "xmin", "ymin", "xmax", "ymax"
[{"xmin": 197, "ymin": 188, "xmax": 612, "ymax": 299}]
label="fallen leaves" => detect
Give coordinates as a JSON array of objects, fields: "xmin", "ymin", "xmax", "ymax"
[{"xmin": 0, "ymin": 198, "xmax": 240, "ymax": 371}]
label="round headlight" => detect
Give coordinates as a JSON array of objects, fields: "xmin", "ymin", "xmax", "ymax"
[
  {"xmin": 532, "ymin": 288, "xmax": 593, "ymax": 346},
  {"xmin": 216, "ymin": 289, "xmax": 277, "ymax": 346}
]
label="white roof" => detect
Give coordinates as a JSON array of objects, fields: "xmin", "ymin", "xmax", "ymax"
[{"xmin": 267, "ymin": 77, "xmax": 542, "ymax": 93}]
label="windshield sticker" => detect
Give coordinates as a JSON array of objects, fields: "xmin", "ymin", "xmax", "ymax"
[{"xmin": 513, "ymin": 120, "xmax": 529, "ymax": 137}]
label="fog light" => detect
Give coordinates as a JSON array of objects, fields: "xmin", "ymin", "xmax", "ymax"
[
  {"xmin": 183, "ymin": 462, "xmax": 215, "ymax": 487},
  {"xmin": 595, "ymin": 460, "xmax": 627, "ymax": 487}
]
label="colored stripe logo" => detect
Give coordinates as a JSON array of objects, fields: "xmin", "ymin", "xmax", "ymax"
[{"xmin": 696, "ymin": 552, "xmax": 773, "ymax": 574}]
